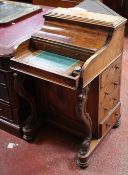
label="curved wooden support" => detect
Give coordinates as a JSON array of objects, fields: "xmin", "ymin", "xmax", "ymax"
[
  {"xmin": 76, "ymin": 86, "xmax": 92, "ymax": 168},
  {"xmin": 13, "ymin": 72, "xmax": 41, "ymax": 142}
]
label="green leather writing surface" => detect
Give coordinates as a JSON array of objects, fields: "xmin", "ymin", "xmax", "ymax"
[{"xmin": 22, "ymin": 51, "xmax": 78, "ymax": 71}]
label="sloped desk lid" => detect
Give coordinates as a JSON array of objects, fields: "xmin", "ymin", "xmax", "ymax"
[{"xmin": 0, "ymin": 0, "xmax": 42, "ymax": 26}]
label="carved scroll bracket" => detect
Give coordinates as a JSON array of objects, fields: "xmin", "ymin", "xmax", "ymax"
[
  {"xmin": 76, "ymin": 85, "xmax": 92, "ymax": 168},
  {"xmin": 13, "ymin": 72, "xmax": 41, "ymax": 142}
]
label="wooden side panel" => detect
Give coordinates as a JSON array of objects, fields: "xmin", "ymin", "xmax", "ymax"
[
  {"xmin": 37, "ymin": 76, "xmax": 99, "ymax": 138},
  {"xmin": 81, "ymin": 26, "xmax": 125, "ymax": 87}
]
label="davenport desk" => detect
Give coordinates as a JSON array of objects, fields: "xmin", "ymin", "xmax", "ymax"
[
  {"xmin": 10, "ymin": 2, "xmax": 127, "ymax": 168},
  {"xmin": 0, "ymin": 0, "xmax": 43, "ymax": 137},
  {"xmin": 0, "ymin": 0, "xmax": 127, "ymax": 168}
]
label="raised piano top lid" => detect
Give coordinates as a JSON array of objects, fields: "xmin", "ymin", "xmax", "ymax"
[
  {"xmin": 0, "ymin": 0, "xmax": 42, "ymax": 26},
  {"xmin": 32, "ymin": 7, "xmax": 126, "ymax": 54},
  {"xmin": 44, "ymin": 7, "xmax": 126, "ymax": 29}
]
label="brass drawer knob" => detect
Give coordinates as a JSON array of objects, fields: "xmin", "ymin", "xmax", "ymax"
[
  {"xmin": 106, "ymin": 123, "xmax": 111, "ymax": 127},
  {"xmin": 105, "ymin": 91, "xmax": 109, "ymax": 96},
  {"xmin": 113, "ymin": 82, "xmax": 119, "ymax": 86},
  {"xmin": 115, "ymin": 65, "xmax": 120, "ymax": 70},
  {"xmin": 72, "ymin": 66, "xmax": 81, "ymax": 77},
  {"xmin": 115, "ymin": 113, "xmax": 119, "ymax": 117},
  {"xmin": 104, "ymin": 107, "xmax": 109, "ymax": 111}
]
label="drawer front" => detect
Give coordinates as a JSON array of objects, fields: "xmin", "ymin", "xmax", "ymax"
[
  {"xmin": 0, "ymin": 85, "xmax": 9, "ymax": 103},
  {"xmin": 99, "ymin": 79, "xmax": 120, "ymax": 121},
  {"xmin": 100, "ymin": 57, "xmax": 122, "ymax": 88},
  {"xmin": 99, "ymin": 107, "xmax": 120, "ymax": 137},
  {"xmin": 0, "ymin": 102, "xmax": 13, "ymax": 122},
  {"xmin": 0, "ymin": 71, "xmax": 6, "ymax": 86}
]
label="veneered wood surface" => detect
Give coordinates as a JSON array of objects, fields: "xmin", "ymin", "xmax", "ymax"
[
  {"xmin": 34, "ymin": 21, "xmax": 108, "ymax": 52},
  {"xmin": 12, "ymin": 44, "xmax": 80, "ymax": 90},
  {"xmin": 8, "ymin": 1, "xmax": 126, "ymax": 167},
  {"xmin": 81, "ymin": 26, "xmax": 125, "ymax": 87},
  {"xmin": 0, "ymin": 12, "xmax": 43, "ymax": 56}
]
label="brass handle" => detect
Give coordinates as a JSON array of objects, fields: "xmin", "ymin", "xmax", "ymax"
[
  {"xmin": 115, "ymin": 65, "xmax": 120, "ymax": 70},
  {"xmin": 104, "ymin": 107, "xmax": 109, "ymax": 111},
  {"xmin": 115, "ymin": 113, "xmax": 119, "ymax": 117},
  {"xmin": 113, "ymin": 82, "xmax": 119, "ymax": 86},
  {"xmin": 106, "ymin": 123, "xmax": 111, "ymax": 127},
  {"xmin": 113, "ymin": 98, "xmax": 118, "ymax": 101},
  {"xmin": 72, "ymin": 66, "xmax": 81, "ymax": 77},
  {"xmin": 105, "ymin": 91, "xmax": 110, "ymax": 96}
]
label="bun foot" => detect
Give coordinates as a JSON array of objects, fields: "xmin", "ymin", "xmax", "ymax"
[
  {"xmin": 77, "ymin": 155, "xmax": 89, "ymax": 169},
  {"xmin": 22, "ymin": 126, "xmax": 36, "ymax": 142},
  {"xmin": 113, "ymin": 119, "xmax": 121, "ymax": 129},
  {"xmin": 22, "ymin": 117, "xmax": 42, "ymax": 142},
  {"xmin": 77, "ymin": 138, "xmax": 91, "ymax": 168},
  {"xmin": 23, "ymin": 133, "xmax": 35, "ymax": 143}
]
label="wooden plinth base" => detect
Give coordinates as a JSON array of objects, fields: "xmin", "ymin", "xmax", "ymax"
[
  {"xmin": 0, "ymin": 118, "xmax": 22, "ymax": 138},
  {"xmin": 77, "ymin": 119, "xmax": 120, "ymax": 168},
  {"xmin": 77, "ymin": 138, "xmax": 102, "ymax": 168}
]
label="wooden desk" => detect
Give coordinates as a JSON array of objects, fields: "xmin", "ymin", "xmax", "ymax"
[
  {"xmin": 10, "ymin": 4, "xmax": 126, "ymax": 168},
  {"xmin": 0, "ymin": 0, "xmax": 43, "ymax": 137},
  {"xmin": 0, "ymin": 0, "xmax": 126, "ymax": 168}
]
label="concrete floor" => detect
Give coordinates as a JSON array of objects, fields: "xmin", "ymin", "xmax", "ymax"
[{"xmin": 0, "ymin": 37, "xmax": 128, "ymax": 175}]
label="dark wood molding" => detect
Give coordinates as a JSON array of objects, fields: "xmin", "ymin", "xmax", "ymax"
[
  {"xmin": 76, "ymin": 86, "xmax": 92, "ymax": 168},
  {"xmin": 13, "ymin": 72, "xmax": 42, "ymax": 142}
]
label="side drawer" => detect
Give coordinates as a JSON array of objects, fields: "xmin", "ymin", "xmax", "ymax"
[
  {"xmin": 99, "ymin": 106, "xmax": 120, "ymax": 137},
  {"xmin": 0, "ymin": 85, "xmax": 9, "ymax": 103},
  {"xmin": 100, "ymin": 57, "xmax": 122, "ymax": 88},
  {"xmin": 0, "ymin": 101, "xmax": 13, "ymax": 122},
  {"xmin": 99, "ymin": 80, "xmax": 120, "ymax": 121}
]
